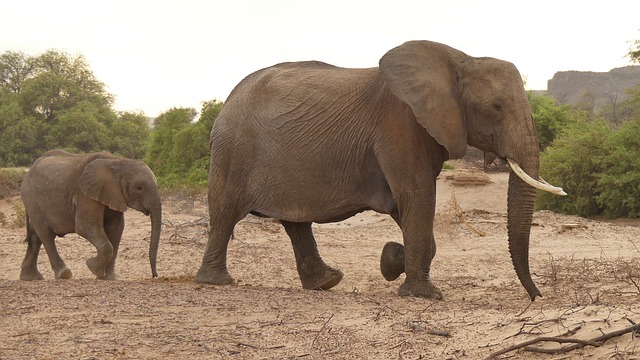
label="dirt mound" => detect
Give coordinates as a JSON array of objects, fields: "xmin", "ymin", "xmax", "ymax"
[{"xmin": 1, "ymin": 169, "xmax": 639, "ymax": 359}]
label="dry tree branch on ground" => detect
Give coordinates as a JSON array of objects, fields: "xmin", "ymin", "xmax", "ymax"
[
  {"xmin": 164, "ymin": 217, "xmax": 209, "ymax": 242},
  {"xmin": 485, "ymin": 319, "xmax": 639, "ymax": 359}
]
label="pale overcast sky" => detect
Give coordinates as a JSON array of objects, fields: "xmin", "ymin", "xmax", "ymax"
[{"xmin": 2, "ymin": 0, "xmax": 639, "ymax": 117}]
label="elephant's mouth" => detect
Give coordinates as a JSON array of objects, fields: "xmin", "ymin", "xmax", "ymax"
[{"xmin": 506, "ymin": 158, "xmax": 566, "ymax": 196}]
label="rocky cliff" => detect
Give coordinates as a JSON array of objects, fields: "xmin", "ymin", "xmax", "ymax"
[{"xmin": 547, "ymin": 66, "xmax": 640, "ymax": 112}]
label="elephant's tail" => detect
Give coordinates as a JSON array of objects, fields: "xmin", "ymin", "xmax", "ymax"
[{"xmin": 24, "ymin": 215, "xmax": 35, "ymax": 250}]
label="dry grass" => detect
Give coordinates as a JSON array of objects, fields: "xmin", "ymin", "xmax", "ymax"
[
  {"xmin": 536, "ymin": 250, "xmax": 640, "ymax": 307},
  {"xmin": 436, "ymin": 191, "xmax": 487, "ymax": 240}
]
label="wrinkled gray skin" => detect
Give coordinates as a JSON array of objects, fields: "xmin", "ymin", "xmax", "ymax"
[
  {"xmin": 197, "ymin": 40, "xmax": 543, "ymax": 300},
  {"xmin": 20, "ymin": 150, "xmax": 161, "ymax": 281}
]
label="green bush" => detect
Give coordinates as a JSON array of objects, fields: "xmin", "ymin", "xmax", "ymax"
[
  {"xmin": 528, "ymin": 92, "xmax": 576, "ymax": 150},
  {"xmin": 145, "ymin": 100, "xmax": 222, "ymax": 189},
  {"xmin": 595, "ymin": 117, "xmax": 640, "ymax": 217},
  {"xmin": 537, "ymin": 117, "xmax": 640, "ymax": 218},
  {"xmin": 536, "ymin": 120, "xmax": 611, "ymax": 217}
]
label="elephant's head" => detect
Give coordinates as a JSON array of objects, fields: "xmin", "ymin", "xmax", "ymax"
[
  {"xmin": 79, "ymin": 158, "xmax": 162, "ymax": 278},
  {"xmin": 379, "ymin": 41, "xmax": 565, "ymax": 301}
]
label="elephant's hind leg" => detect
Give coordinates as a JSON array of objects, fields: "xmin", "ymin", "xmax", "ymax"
[
  {"xmin": 281, "ymin": 221, "xmax": 343, "ymax": 291},
  {"xmin": 195, "ymin": 205, "xmax": 242, "ymax": 285},
  {"xmin": 20, "ymin": 224, "xmax": 45, "ymax": 280},
  {"xmin": 35, "ymin": 226, "xmax": 72, "ymax": 280}
]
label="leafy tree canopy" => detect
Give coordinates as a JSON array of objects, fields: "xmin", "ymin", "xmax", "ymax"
[
  {"xmin": 528, "ymin": 92, "xmax": 578, "ymax": 150},
  {"xmin": 145, "ymin": 100, "xmax": 223, "ymax": 188},
  {"xmin": 0, "ymin": 50, "xmax": 150, "ymax": 166}
]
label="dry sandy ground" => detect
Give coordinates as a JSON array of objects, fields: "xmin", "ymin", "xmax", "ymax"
[{"xmin": 1, "ymin": 168, "xmax": 639, "ymax": 359}]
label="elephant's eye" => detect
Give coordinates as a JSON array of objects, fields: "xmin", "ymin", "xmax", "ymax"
[
  {"xmin": 130, "ymin": 183, "xmax": 144, "ymax": 193},
  {"xmin": 493, "ymin": 102, "xmax": 503, "ymax": 112}
]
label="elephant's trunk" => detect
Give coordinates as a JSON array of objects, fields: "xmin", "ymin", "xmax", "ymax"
[
  {"xmin": 149, "ymin": 204, "xmax": 162, "ymax": 278},
  {"xmin": 507, "ymin": 152, "xmax": 542, "ymax": 301}
]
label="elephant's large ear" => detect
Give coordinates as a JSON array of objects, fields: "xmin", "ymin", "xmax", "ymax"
[
  {"xmin": 379, "ymin": 41, "xmax": 467, "ymax": 159},
  {"xmin": 78, "ymin": 159, "xmax": 128, "ymax": 212}
]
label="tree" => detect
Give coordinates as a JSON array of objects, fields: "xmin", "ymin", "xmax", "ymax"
[
  {"xmin": 109, "ymin": 112, "xmax": 151, "ymax": 159},
  {"xmin": 145, "ymin": 107, "xmax": 197, "ymax": 177},
  {"xmin": 0, "ymin": 49, "xmax": 149, "ymax": 166},
  {"xmin": 0, "ymin": 51, "xmax": 33, "ymax": 93},
  {"xmin": 45, "ymin": 101, "xmax": 110, "ymax": 153},
  {"xmin": 144, "ymin": 100, "xmax": 224, "ymax": 187}
]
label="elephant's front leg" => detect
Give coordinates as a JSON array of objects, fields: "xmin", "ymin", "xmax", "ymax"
[
  {"xmin": 104, "ymin": 212, "xmax": 125, "ymax": 280},
  {"xmin": 396, "ymin": 191, "xmax": 443, "ymax": 300},
  {"xmin": 281, "ymin": 221, "xmax": 343, "ymax": 290},
  {"xmin": 76, "ymin": 214, "xmax": 113, "ymax": 280}
]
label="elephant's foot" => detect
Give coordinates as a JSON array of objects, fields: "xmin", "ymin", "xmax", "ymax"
[
  {"xmin": 86, "ymin": 257, "xmax": 108, "ymax": 279},
  {"xmin": 380, "ymin": 242, "xmax": 405, "ymax": 281},
  {"xmin": 195, "ymin": 267, "xmax": 236, "ymax": 285},
  {"xmin": 54, "ymin": 266, "xmax": 73, "ymax": 280},
  {"xmin": 20, "ymin": 268, "xmax": 44, "ymax": 281},
  {"xmin": 398, "ymin": 280, "xmax": 443, "ymax": 300},
  {"xmin": 300, "ymin": 265, "xmax": 344, "ymax": 291}
]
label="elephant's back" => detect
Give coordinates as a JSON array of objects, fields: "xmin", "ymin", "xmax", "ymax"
[
  {"xmin": 23, "ymin": 151, "xmax": 116, "ymax": 191},
  {"xmin": 213, "ymin": 62, "xmax": 378, "ymax": 132}
]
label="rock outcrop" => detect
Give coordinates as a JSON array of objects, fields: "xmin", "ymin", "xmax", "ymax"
[{"xmin": 547, "ymin": 66, "xmax": 640, "ymax": 112}]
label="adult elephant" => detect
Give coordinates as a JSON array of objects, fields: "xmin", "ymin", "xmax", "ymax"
[
  {"xmin": 20, "ymin": 150, "xmax": 162, "ymax": 281},
  {"xmin": 196, "ymin": 40, "xmax": 566, "ymax": 300}
]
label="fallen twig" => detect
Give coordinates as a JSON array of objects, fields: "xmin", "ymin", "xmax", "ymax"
[
  {"xmin": 166, "ymin": 217, "xmax": 209, "ymax": 241},
  {"xmin": 462, "ymin": 220, "xmax": 487, "ymax": 237},
  {"xmin": 485, "ymin": 321, "xmax": 639, "ymax": 359},
  {"xmin": 312, "ymin": 314, "xmax": 334, "ymax": 347},
  {"xmin": 427, "ymin": 328, "xmax": 451, "ymax": 337}
]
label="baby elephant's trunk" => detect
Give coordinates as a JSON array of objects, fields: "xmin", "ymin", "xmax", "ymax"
[{"xmin": 149, "ymin": 205, "xmax": 162, "ymax": 278}]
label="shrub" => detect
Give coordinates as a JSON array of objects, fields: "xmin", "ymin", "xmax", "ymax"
[
  {"xmin": 595, "ymin": 117, "xmax": 640, "ymax": 217},
  {"xmin": 537, "ymin": 116, "xmax": 640, "ymax": 218},
  {"xmin": 528, "ymin": 92, "xmax": 578, "ymax": 150},
  {"xmin": 536, "ymin": 120, "xmax": 611, "ymax": 217}
]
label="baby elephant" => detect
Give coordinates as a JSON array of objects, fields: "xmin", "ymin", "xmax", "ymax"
[{"xmin": 20, "ymin": 150, "xmax": 162, "ymax": 281}]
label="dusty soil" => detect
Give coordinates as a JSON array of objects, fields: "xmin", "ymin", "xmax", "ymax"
[{"xmin": 1, "ymin": 168, "xmax": 639, "ymax": 359}]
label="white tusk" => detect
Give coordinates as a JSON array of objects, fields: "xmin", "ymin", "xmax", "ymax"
[{"xmin": 506, "ymin": 159, "xmax": 567, "ymax": 196}]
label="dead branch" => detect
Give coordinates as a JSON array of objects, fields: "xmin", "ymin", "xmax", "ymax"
[
  {"xmin": 427, "ymin": 328, "xmax": 451, "ymax": 337},
  {"xmin": 628, "ymin": 271, "xmax": 640, "ymax": 294},
  {"xmin": 485, "ymin": 321, "xmax": 639, "ymax": 359},
  {"xmin": 166, "ymin": 217, "xmax": 209, "ymax": 241},
  {"xmin": 462, "ymin": 220, "xmax": 487, "ymax": 237}
]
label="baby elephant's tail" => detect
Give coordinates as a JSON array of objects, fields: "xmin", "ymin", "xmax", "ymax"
[{"xmin": 24, "ymin": 215, "xmax": 36, "ymax": 250}]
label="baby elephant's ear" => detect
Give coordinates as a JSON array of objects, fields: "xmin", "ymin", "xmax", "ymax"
[
  {"xmin": 78, "ymin": 159, "xmax": 128, "ymax": 212},
  {"xmin": 379, "ymin": 40, "xmax": 467, "ymax": 159}
]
